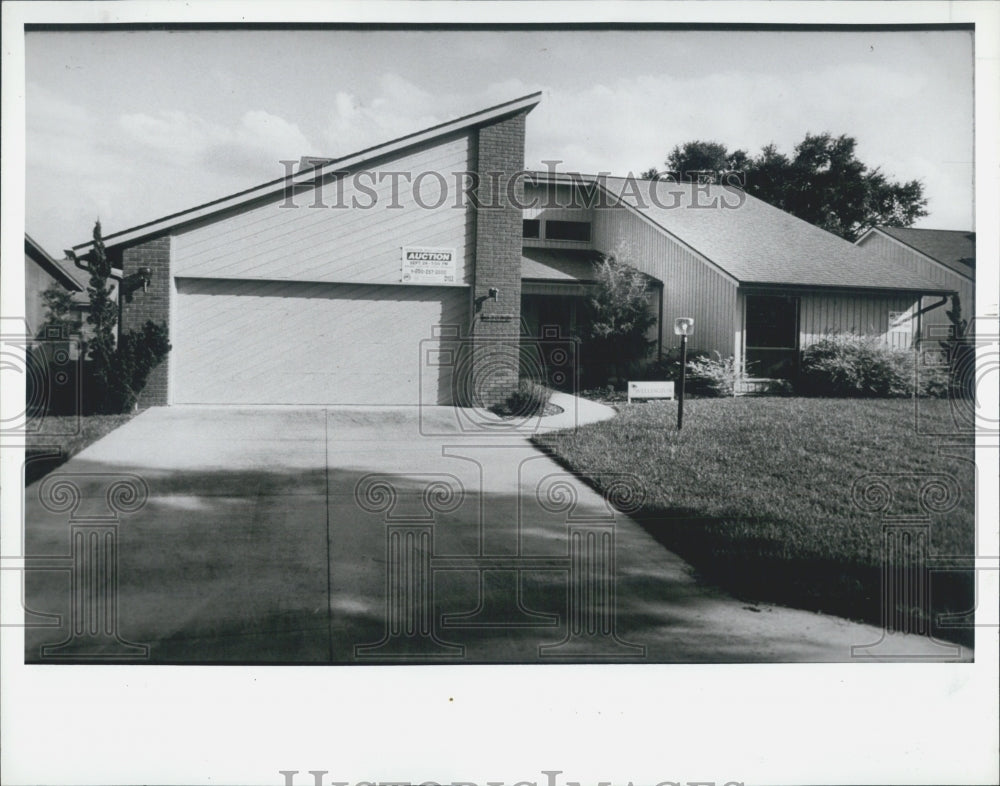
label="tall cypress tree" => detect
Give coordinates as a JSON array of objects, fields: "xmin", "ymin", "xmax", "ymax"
[{"xmin": 85, "ymin": 221, "xmax": 118, "ymax": 411}]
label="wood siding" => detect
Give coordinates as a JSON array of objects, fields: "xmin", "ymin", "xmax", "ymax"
[
  {"xmin": 592, "ymin": 203, "xmax": 738, "ymax": 358},
  {"xmin": 857, "ymin": 232, "xmax": 974, "ymax": 339},
  {"xmin": 737, "ymin": 288, "xmax": 921, "ymax": 364},
  {"xmin": 172, "ymin": 133, "xmax": 475, "ymax": 285},
  {"xmin": 171, "ymin": 279, "xmax": 469, "ymax": 405}
]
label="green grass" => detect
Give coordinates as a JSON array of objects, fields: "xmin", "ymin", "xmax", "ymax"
[
  {"xmin": 533, "ymin": 397, "xmax": 976, "ymax": 645},
  {"xmin": 25, "ymin": 412, "xmax": 138, "ymax": 485}
]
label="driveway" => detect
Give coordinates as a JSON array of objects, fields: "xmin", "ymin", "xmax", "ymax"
[{"xmin": 23, "ymin": 401, "xmax": 969, "ymax": 663}]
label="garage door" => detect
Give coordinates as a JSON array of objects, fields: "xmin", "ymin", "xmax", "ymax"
[{"xmin": 172, "ymin": 278, "xmax": 469, "ymax": 405}]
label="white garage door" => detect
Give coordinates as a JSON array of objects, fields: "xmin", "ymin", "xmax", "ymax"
[{"xmin": 172, "ymin": 278, "xmax": 469, "ymax": 405}]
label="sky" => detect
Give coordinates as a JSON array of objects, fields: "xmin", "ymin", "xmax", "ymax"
[{"xmin": 25, "ymin": 28, "xmax": 974, "ymax": 256}]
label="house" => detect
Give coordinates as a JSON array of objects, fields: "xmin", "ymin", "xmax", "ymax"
[
  {"xmin": 521, "ymin": 172, "xmax": 953, "ymax": 380},
  {"xmin": 66, "ymin": 94, "xmax": 953, "ymax": 407},
  {"xmin": 24, "ymin": 234, "xmax": 88, "ymax": 337},
  {"xmin": 855, "ymin": 226, "xmax": 976, "ymax": 340}
]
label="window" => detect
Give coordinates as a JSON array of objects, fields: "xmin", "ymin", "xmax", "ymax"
[
  {"xmin": 544, "ymin": 220, "xmax": 591, "ymax": 242},
  {"xmin": 745, "ymin": 295, "xmax": 800, "ymax": 378},
  {"xmin": 522, "ymin": 219, "xmax": 540, "ymax": 239}
]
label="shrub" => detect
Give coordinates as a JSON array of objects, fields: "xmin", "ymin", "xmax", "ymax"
[
  {"xmin": 490, "ymin": 379, "xmax": 553, "ymax": 418},
  {"xmin": 644, "ymin": 347, "xmax": 711, "ymax": 382},
  {"xmin": 71, "ymin": 221, "xmax": 172, "ymax": 413},
  {"xmin": 579, "ymin": 255, "xmax": 657, "ymax": 387},
  {"xmin": 797, "ymin": 334, "xmax": 920, "ymax": 397},
  {"xmin": 686, "ymin": 352, "xmax": 747, "ymax": 397}
]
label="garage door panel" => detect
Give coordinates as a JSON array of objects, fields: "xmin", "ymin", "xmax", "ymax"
[{"xmin": 173, "ymin": 278, "xmax": 468, "ymax": 405}]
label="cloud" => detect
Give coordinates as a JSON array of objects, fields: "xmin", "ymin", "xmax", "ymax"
[
  {"xmin": 26, "ymin": 83, "xmax": 315, "ymax": 250},
  {"xmin": 118, "ymin": 108, "xmax": 312, "ymax": 171},
  {"xmin": 321, "ymin": 74, "xmax": 444, "ymax": 156}
]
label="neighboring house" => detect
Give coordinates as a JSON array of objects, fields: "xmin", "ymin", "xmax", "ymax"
[
  {"xmin": 855, "ymin": 226, "xmax": 976, "ymax": 341},
  {"xmin": 66, "ymin": 94, "xmax": 953, "ymax": 407},
  {"xmin": 522, "ymin": 173, "xmax": 952, "ymax": 380},
  {"xmin": 24, "ymin": 234, "xmax": 88, "ymax": 338}
]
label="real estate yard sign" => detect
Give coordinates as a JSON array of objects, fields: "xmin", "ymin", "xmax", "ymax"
[{"xmin": 401, "ymin": 247, "xmax": 457, "ymax": 284}]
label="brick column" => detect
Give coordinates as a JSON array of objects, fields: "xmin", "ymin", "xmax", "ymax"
[
  {"xmin": 121, "ymin": 236, "xmax": 171, "ymax": 406},
  {"xmin": 468, "ymin": 111, "xmax": 528, "ymax": 409}
]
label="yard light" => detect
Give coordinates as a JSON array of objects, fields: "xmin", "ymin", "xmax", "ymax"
[{"xmin": 673, "ymin": 317, "xmax": 694, "ymax": 430}]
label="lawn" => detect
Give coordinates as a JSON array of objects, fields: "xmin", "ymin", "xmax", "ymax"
[
  {"xmin": 24, "ymin": 412, "xmax": 138, "ymax": 486},
  {"xmin": 533, "ymin": 397, "xmax": 976, "ymax": 645}
]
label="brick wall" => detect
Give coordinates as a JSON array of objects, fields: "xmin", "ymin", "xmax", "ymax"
[
  {"xmin": 121, "ymin": 236, "xmax": 171, "ymax": 406},
  {"xmin": 469, "ymin": 111, "xmax": 527, "ymax": 408}
]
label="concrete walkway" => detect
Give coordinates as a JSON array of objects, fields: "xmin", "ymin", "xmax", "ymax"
[{"xmin": 22, "ymin": 401, "xmax": 969, "ymax": 663}]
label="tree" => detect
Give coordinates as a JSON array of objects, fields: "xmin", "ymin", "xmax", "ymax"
[
  {"xmin": 36, "ymin": 285, "xmax": 83, "ymax": 341},
  {"xmin": 580, "ymin": 255, "xmax": 657, "ymax": 386},
  {"xmin": 81, "ymin": 220, "xmax": 171, "ymax": 413},
  {"xmin": 84, "ymin": 220, "xmax": 119, "ymax": 407},
  {"xmin": 644, "ymin": 134, "xmax": 928, "ymax": 241}
]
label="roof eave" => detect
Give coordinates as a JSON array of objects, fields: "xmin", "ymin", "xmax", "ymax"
[
  {"xmin": 25, "ymin": 234, "xmax": 86, "ymax": 292},
  {"xmin": 739, "ymin": 280, "xmax": 957, "ymax": 296},
  {"xmin": 72, "ymin": 91, "xmax": 543, "ymax": 254}
]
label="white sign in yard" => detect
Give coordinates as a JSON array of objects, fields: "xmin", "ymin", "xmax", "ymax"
[
  {"xmin": 628, "ymin": 380, "xmax": 675, "ymax": 403},
  {"xmin": 401, "ymin": 246, "xmax": 458, "ymax": 284}
]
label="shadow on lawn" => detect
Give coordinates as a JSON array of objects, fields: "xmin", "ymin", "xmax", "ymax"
[{"xmin": 630, "ymin": 509, "xmax": 975, "ymax": 650}]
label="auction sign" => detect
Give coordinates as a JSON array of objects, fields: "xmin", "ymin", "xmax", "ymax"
[{"xmin": 401, "ymin": 247, "xmax": 458, "ymax": 284}]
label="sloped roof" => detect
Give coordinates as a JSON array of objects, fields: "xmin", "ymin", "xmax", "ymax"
[
  {"xmin": 71, "ymin": 92, "xmax": 543, "ymax": 255},
  {"xmin": 25, "ymin": 234, "xmax": 87, "ymax": 293},
  {"xmin": 596, "ymin": 176, "xmax": 951, "ymax": 293},
  {"xmin": 871, "ymin": 226, "xmax": 975, "ymax": 279},
  {"xmin": 521, "ymin": 248, "xmax": 600, "ymax": 281}
]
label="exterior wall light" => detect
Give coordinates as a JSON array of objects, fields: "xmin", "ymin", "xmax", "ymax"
[
  {"xmin": 139, "ymin": 267, "xmax": 152, "ymax": 293},
  {"xmin": 488, "ymin": 287, "xmax": 499, "ymax": 301}
]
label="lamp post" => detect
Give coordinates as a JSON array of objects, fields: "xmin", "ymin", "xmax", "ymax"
[{"xmin": 674, "ymin": 317, "xmax": 694, "ymax": 430}]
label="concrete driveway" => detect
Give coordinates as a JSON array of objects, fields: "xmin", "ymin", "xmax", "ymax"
[{"xmin": 23, "ymin": 400, "xmax": 969, "ymax": 663}]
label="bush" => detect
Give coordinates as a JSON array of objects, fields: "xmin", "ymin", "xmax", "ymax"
[
  {"xmin": 797, "ymin": 334, "xmax": 923, "ymax": 397},
  {"xmin": 490, "ymin": 379, "xmax": 553, "ymax": 418},
  {"xmin": 686, "ymin": 352, "xmax": 748, "ymax": 397},
  {"xmin": 579, "ymin": 255, "xmax": 657, "ymax": 387},
  {"xmin": 644, "ymin": 347, "xmax": 710, "ymax": 382}
]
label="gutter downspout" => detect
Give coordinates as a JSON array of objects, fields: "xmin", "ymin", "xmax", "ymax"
[{"xmin": 913, "ymin": 293, "xmax": 952, "ymax": 348}]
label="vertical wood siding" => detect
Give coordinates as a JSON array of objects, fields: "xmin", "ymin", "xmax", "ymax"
[
  {"xmin": 737, "ymin": 289, "xmax": 921, "ymax": 356},
  {"xmin": 172, "ymin": 279, "xmax": 469, "ymax": 405},
  {"xmin": 592, "ymin": 204, "xmax": 738, "ymax": 358},
  {"xmin": 799, "ymin": 290, "xmax": 920, "ymax": 349},
  {"xmin": 171, "ymin": 133, "xmax": 475, "ymax": 285},
  {"xmin": 858, "ymin": 233, "xmax": 974, "ymax": 338}
]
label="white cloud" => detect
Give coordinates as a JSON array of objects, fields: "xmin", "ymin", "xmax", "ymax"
[{"xmin": 27, "ymin": 84, "xmax": 316, "ymax": 251}]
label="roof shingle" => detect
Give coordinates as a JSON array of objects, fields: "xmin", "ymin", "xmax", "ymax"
[
  {"xmin": 597, "ymin": 177, "xmax": 951, "ymax": 293},
  {"xmin": 874, "ymin": 226, "xmax": 975, "ymax": 279}
]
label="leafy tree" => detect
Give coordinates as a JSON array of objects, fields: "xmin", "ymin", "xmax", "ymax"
[
  {"xmin": 580, "ymin": 255, "xmax": 657, "ymax": 386},
  {"xmin": 644, "ymin": 134, "xmax": 927, "ymax": 240}
]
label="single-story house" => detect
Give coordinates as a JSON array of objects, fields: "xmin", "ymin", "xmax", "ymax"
[
  {"xmin": 855, "ymin": 226, "xmax": 976, "ymax": 340},
  {"xmin": 24, "ymin": 234, "xmax": 88, "ymax": 338},
  {"xmin": 65, "ymin": 93, "xmax": 953, "ymax": 407},
  {"xmin": 520, "ymin": 172, "xmax": 953, "ymax": 380}
]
